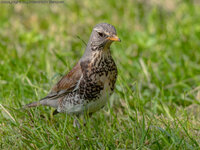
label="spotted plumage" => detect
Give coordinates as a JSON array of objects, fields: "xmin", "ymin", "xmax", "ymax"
[{"xmin": 25, "ymin": 23, "xmax": 120, "ymax": 119}]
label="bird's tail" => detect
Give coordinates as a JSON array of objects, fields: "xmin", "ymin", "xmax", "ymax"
[
  {"xmin": 24, "ymin": 101, "xmax": 41, "ymax": 108},
  {"xmin": 24, "ymin": 98, "xmax": 58, "ymax": 108}
]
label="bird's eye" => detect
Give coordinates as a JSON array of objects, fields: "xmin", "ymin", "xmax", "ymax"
[{"xmin": 98, "ymin": 32, "xmax": 105, "ymax": 37}]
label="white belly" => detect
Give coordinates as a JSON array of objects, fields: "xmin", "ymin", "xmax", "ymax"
[
  {"xmin": 63, "ymin": 72, "xmax": 114, "ymax": 115},
  {"xmin": 64, "ymin": 82, "xmax": 112, "ymax": 115}
]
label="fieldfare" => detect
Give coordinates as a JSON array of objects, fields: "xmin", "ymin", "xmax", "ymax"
[{"xmin": 26, "ymin": 23, "xmax": 120, "ymax": 124}]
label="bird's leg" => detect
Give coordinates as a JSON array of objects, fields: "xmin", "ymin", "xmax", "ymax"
[
  {"xmin": 53, "ymin": 109, "xmax": 59, "ymax": 115},
  {"xmin": 73, "ymin": 115, "xmax": 80, "ymax": 128},
  {"xmin": 73, "ymin": 113, "xmax": 93, "ymax": 127},
  {"xmin": 89, "ymin": 112, "xmax": 93, "ymax": 117},
  {"xmin": 83, "ymin": 112, "xmax": 93, "ymax": 126}
]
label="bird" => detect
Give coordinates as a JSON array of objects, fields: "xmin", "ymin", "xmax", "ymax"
[{"xmin": 25, "ymin": 23, "xmax": 121, "ymax": 126}]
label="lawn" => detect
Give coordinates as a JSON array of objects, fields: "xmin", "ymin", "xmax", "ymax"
[{"xmin": 0, "ymin": 0, "xmax": 200, "ymax": 149}]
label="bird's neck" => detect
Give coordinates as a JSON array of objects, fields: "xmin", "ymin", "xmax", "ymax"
[{"xmin": 81, "ymin": 44, "xmax": 111, "ymax": 61}]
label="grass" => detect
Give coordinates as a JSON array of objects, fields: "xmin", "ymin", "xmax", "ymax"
[{"xmin": 0, "ymin": 0, "xmax": 200, "ymax": 149}]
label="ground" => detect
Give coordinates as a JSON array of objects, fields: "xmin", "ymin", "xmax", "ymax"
[{"xmin": 0, "ymin": 0, "xmax": 200, "ymax": 149}]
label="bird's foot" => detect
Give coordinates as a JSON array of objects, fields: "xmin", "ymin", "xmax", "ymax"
[{"xmin": 73, "ymin": 118, "xmax": 80, "ymax": 128}]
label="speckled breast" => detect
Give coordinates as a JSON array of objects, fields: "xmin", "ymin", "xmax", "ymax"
[
  {"xmin": 80, "ymin": 53, "xmax": 118, "ymax": 103},
  {"xmin": 60, "ymin": 53, "xmax": 118, "ymax": 114}
]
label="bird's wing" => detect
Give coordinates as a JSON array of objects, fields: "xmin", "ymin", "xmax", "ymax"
[{"xmin": 40, "ymin": 62, "xmax": 82, "ymax": 101}]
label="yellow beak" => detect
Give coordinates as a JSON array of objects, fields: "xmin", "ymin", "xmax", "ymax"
[{"xmin": 107, "ymin": 35, "xmax": 121, "ymax": 42}]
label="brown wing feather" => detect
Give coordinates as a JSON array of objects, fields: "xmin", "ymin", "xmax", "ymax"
[
  {"xmin": 41, "ymin": 62, "xmax": 82, "ymax": 100},
  {"xmin": 52, "ymin": 62, "xmax": 82, "ymax": 92}
]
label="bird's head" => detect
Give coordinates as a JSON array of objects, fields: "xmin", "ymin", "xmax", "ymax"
[{"xmin": 88, "ymin": 23, "xmax": 121, "ymax": 51}]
